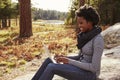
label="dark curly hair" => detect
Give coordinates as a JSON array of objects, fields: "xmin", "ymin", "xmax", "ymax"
[{"xmin": 76, "ymin": 4, "xmax": 100, "ymax": 26}]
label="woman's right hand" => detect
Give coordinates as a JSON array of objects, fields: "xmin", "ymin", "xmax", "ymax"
[
  {"xmin": 54, "ymin": 54, "xmax": 65, "ymax": 63},
  {"xmin": 54, "ymin": 54, "xmax": 64, "ymax": 60}
]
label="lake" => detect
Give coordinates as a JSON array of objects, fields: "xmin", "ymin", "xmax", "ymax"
[{"xmin": 33, "ymin": 20, "xmax": 64, "ymax": 25}]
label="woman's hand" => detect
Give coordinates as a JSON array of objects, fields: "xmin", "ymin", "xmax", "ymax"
[
  {"xmin": 54, "ymin": 54, "xmax": 64, "ymax": 59},
  {"xmin": 57, "ymin": 57, "xmax": 69, "ymax": 64},
  {"xmin": 54, "ymin": 54, "xmax": 68, "ymax": 64}
]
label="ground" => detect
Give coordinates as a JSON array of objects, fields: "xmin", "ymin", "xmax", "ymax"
[{"xmin": 0, "ymin": 24, "xmax": 120, "ymax": 80}]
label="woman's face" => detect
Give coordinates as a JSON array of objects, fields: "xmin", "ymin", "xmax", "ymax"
[{"xmin": 77, "ymin": 17, "xmax": 93, "ymax": 32}]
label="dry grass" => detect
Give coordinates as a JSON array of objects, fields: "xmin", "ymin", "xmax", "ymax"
[{"xmin": 0, "ymin": 21, "xmax": 77, "ymax": 79}]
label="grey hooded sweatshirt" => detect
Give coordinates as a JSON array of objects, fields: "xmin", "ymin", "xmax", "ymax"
[{"xmin": 68, "ymin": 34, "xmax": 104, "ymax": 77}]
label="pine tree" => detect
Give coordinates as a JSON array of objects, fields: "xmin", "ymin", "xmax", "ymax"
[
  {"xmin": 0, "ymin": 0, "xmax": 11, "ymax": 28},
  {"xmin": 18, "ymin": 0, "xmax": 33, "ymax": 37}
]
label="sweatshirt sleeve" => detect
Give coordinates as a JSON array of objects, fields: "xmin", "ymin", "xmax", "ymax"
[
  {"xmin": 67, "ymin": 52, "xmax": 81, "ymax": 60},
  {"xmin": 67, "ymin": 55, "xmax": 80, "ymax": 60},
  {"xmin": 68, "ymin": 36, "xmax": 104, "ymax": 73}
]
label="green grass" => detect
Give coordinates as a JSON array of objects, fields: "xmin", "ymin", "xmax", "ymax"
[
  {"xmin": 0, "ymin": 30, "xmax": 10, "ymax": 43},
  {"xmin": 0, "ymin": 30, "xmax": 9, "ymax": 37},
  {"xmin": 0, "ymin": 27, "xmax": 18, "ymax": 43}
]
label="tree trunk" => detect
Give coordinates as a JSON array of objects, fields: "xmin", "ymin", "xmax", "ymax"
[
  {"xmin": 15, "ymin": 16, "xmax": 18, "ymax": 26},
  {"xmin": 79, "ymin": 0, "xmax": 85, "ymax": 7},
  {"xmin": 0, "ymin": 20, "xmax": 1, "ymax": 28},
  {"xmin": 19, "ymin": 0, "xmax": 33, "ymax": 37},
  {"xmin": 2, "ymin": 18, "xmax": 7, "ymax": 28},
  {"xmin": 8, "ymin": 18, "xmax": 11, "ymax": 27},
  {"xmin": 87, "ymin": 0, "xmax": 90, "ymax": 5}
]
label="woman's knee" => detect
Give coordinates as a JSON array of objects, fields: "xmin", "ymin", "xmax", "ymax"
[
  {"xmin": 44, "ymin": 58, "xmax": 53, "ymax": 64},
  {"xmin": 48, "ymin": 63, "xmax": 56, "ymax": 68},
  {"xmin": 46, "ymin": 58, "xmax": 52, "ymax": 62}
]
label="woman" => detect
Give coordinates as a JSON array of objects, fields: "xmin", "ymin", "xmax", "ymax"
[{"xmin": 32, "ymin": 4, "xmax": 104, "ymax": 80}]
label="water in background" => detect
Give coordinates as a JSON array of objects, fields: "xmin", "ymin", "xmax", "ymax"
[{"xmin": 33, "ymin": 20, "xmax": 64, "ymax": 25}]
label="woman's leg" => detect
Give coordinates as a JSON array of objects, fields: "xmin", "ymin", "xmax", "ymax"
[
  {"xmin": 32, "ymin": 58, "xmax": 53, "ymax": 80},
  {"xmin": 53, "ymin": 64, "xmax": 96, "ymax": 80},
  {"xmin": 38, "ymin": 63, "xmax": 96, "ymax": 80}
]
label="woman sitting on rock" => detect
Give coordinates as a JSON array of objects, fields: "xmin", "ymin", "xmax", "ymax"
[{"xmin": 32, "ymin": 4, "xmax": 104, "ymax": 80}]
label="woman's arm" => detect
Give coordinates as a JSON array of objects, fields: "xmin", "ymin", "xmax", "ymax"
[{"xmin": 54, "ymin": 52, "xmax": 81, "ymax": 63}]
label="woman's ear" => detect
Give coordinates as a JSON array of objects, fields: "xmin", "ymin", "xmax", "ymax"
[{"xmin": 87, "ymin": 21, "xmax": 93, "ymax": 27}]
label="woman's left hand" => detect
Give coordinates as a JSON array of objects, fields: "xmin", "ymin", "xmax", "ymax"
[{"xmin": 56, "ymin": 57, "xmax": 69, "ymax": 64}]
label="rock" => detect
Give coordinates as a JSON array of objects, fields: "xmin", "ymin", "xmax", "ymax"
[
  {"xmin": 13, "ymin": 72, "xmax": 35, "ymax": 80},
  {"xmin": 101, "ymin": 23, "xmax": 120, "ymax": 48},
  {"xmin": 99, "ymin": 56, "xmax": 120, "ymax": 80},
  {"xmin": 104, "ymin": 46, "xmax": 120, "ymax": 58}
]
